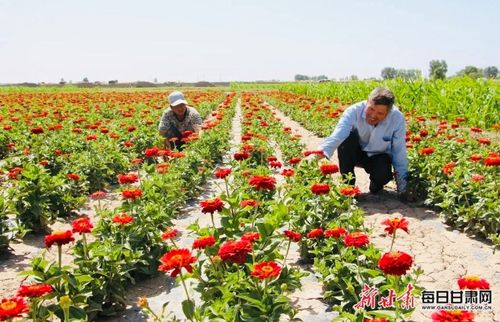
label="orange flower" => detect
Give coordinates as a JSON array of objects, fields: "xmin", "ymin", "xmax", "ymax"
[
  {"xmin": 0, "ymin": 297, "xmax": 29, "ymax": 320},
  {"xmin": 339, "ymin": 186, "xmax": 361, "ymax": 197},
  {"xmin": 281, "ymin": 168, "xmax": 295, "ymax": 177},
  {"xmin": 158, "ymin": 248, "xmax": 196, "ymax": 277},
  {"xmin": 381, "ymin": 217, "xmax": 409, "ymax": 235},
  {"xmin": 200, "ymin": 197, "xmax": 224, "ymax": 214},
  {"xmin": 251, "ymin": 261, "xmax": 281, "ymax": 280},
  {"xmin": 112, "ymin": 213, "xmax": 134, "ymax": 225},
  {"xmin": 457, "ymin": 275, "xmax": 490, "ymax": 290},
  {"xmin": 44, "ymin": 230, "xmax": 75, "ymax": 248},
  {"xmin": 378, "ymin": 251, "xmax": 413, "ymax": 276},
  {"xmin": 240, "ymin": 199, "xmax": 260, "ymax": 208}
]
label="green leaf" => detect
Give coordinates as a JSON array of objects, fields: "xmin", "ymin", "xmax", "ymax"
[{"xmin": 182, "ymin": 299, "xmax": 195, "ymax": 320}]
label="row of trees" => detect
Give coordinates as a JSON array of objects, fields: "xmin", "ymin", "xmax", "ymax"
[
  {"xmin": 294, "ymin": 74, "xmax": 328, "ymax": 81},
  {"xmin": 382, "ymin": 60, "xmax": 498, "ymax": 80}
]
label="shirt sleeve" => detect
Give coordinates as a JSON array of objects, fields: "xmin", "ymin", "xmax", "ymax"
[
  {"xmin": 391, "ymin": 114, "xmax": 409, "ymax": 193},
  {"xmin": 318, "ymin": 104, "xmax": 357, "ymax": 159},
  {"xmin": 190, "ymin": 108, "xmax": 202, "ymax": 125},
  {"xmin": 158, "ymin": 111, "xmax": 169, "ymax": 132}
]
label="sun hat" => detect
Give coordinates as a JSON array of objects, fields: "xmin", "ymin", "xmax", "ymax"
[{"xmin": 168, "ymin": 91, "xmax": 188, "ymax": 107}]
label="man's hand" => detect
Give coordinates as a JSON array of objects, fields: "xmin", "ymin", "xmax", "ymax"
[
  {"xmin": 398, "ymin": 191, "xmax": 416, "ymax": 203},
  {"xmin": 305, "ymin": 152, "xmax": 325, "ymax": 162}
]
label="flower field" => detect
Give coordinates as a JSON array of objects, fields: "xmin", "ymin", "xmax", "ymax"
[{"xmin": 0, "ymin": 83, "xmax": 498, "ymax": 322}]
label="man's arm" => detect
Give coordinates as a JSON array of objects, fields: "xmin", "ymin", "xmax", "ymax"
[
  {"xmin": 318, "ymin": 105, "xmax": 357, "ymax": 159},
  {"xmin": 191, "ymin": 108, "xmax": 203, "ymax": 134},
  {"xmin": 391, "ymin": 114, "xmax": 409, "ymax": 194}
]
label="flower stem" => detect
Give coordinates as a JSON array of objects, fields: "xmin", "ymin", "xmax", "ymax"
[
  {"xmin": 179, "ymin": 273, "xmax": 191, "ymax": 302},
  {"xmin": 57, "ymin": 244, "xmax": 62, "ymax": 269},
  {"xmin": 282, "ymin": 240, "xmax": 291, "ymax": 267}
]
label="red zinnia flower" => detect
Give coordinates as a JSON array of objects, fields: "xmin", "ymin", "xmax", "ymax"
[
  {"xmin": 67, "ymin": 173, "xmax": 80, "ymax": 181},
  {"xmin": 241, "ymin": 232, "xmax": 260, "ymax": 243},
  {"xmin": 303, "ymin": 150, "xmax": 324, "ymax": 157},
  {"xmin": 158, "ymin": 248, "xmax": 197, "ymax": 277},
  {"xmin": 218, "ymin": 239, "xmax": 252, "ymax": 264},
  {"xmin": 112, "ymin": 213, "xmax": 134, "ymax": 225},
  {"xmin": 269, "ymin": 161, "xmax": 282, "ymax": 168},
  {"xmin": 30, "ymin": 127, "xmax": 44, "ymax": 134},
  {"xmin": 161, "ymin": 229, "xmax": 179, "ymax": 240},
  {"xmin": 248, "ymin": 175, "xmax": 276, "ymax": 191},
  {"xmin": 419, "ymin": 147, "xmax": 434, "ymax": 155},
  {"xmin": 477, "ymin": 138, "xmax": 491, "ymax": 145},
  {"xmin": 364, "ymin": 318, "xmax": 390, "ymax": 322},
  {"xmin": 343, "ymin": 232, "xmax": 369, "ymax": 248},
  {"xmin": 320, "ymin": 163, "xmax": 339, "ymax": 175},
  {"xmin": 233, "ymin": 152, "xmax": 250, "ymax": 160},
  {"xmin": 378, "ymin": 251, "xmax": 413, "ymax": 276},
  {"xmin": 89, "ymin": 191, "xmax": 107, "ymax": 199},
  {"xmin": 122, "ymin": 188, "xmax": 142, "ymax": 199},
  {"xmin": 240, "ymin": 199, "xmax": 260, "ymax": 208},
  {"xmin": 419, "ymin": 129, "xmax": 429, "ymax": 137},
  {"xmin": 144, "ymin": 147, "xmax": 160, "ymax": 157},
  {"xmin": 86, "ymin": 134, "xmax": 97, "ymax": 141},
  {"xmin": 281, "ymin": 168, "xmax": 295, "ymax": 177},
  {"xmin": 284, "ymin": 230, "xmax": 301, "ymax": 242},
  {"xmin": 443, "ymin": 162, "xmax": 456, "ymax": 175},
  {"xmin": 311, "ymin": 183, "xmax": 330, "ymax": 195},
  {"xmin": 117, "ymin": 173, "xmax": 139, "ymax": 184},
  {"xmin": 71, "ymin": 216, "xmax": 93, "ymax": 234},
  {"xmin": 381, "ymin": 217, "xmax": 409, "ymax": 235},
  {"xmin": 340, "ymin": 186, "xmax": 361, "ymax": 197},
  {"xmin": 469, "ymin": 154, "xmax": 482, "ymax": 162},
  {"xmin": 17, "ymin": 284, "xmax": 53, "ymax": 297},
  {"xmin": 471, "ymin": 174, "xmax": 485, "ymax": 182},
  {"xmin": 484, "ymin": 156, "xmax": 500, "ymax": 166},
  {"xmin": 457, "ymin": 275, "xmax": 490, "ymax": 290},
  {"xmin": 251, "ymin": 261, "xmax": 281, "ymax": 280},
  {"xmin": 0, "ymin": 297, "xmax": 29, "ymax": 320},
  {"xmin": 44, "ymin": 230, "xmax": 75, "ymax": 248},
  {"xmin": 324, "ymin": 227, "xmax": 347, "ymax": 238},
  {"xmin": 287, "ymin": 157, "xmax": 302, "ymax": 165},
  {"xmin": 192, "ymin": 235, "xmax": 216, "ymax": 249},
  {"xmin": 307, "ymin": 228, "xmax": 324, "ymax": 239},
  {"xmin": 431, "ymin": 310, "xmax": 474, "ymax": 322},
  {"xmin": 214, "ymin": 167, "xmax": 232, "ymax": 179},
  {"xmin": 200, "ymin": 197, "xmax": 224, "ymax": 214}
]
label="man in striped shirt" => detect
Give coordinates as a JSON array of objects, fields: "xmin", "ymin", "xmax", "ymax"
[{"xmin": 158, "ymin": 91, "xmax": 202, "ymax": 150}]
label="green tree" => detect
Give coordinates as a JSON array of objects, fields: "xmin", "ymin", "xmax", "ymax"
[
  {"xmin": 429, "ymin": 60, "xmax": 447, "ymax": 80},
  {"xmin": 483, "ymin": 66, "xmax": 498, "ymax": 79},
  {"xmin": 381, "ymin": 67, "xmax": 397, "ymax": 79}
]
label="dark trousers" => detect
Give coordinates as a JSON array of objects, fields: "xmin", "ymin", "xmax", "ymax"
[{"xmin": 337, "ymin": 131, "xmax": 393, "ymax": 193}]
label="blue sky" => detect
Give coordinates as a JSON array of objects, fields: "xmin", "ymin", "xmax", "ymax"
[{"xmin": 0, "ymin": 0, "xmax": 498, "ymax": 83}]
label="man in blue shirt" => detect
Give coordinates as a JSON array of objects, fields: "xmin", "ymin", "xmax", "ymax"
[{"xmin": 317, "ymin": 87, "xmax": 413, "ymax": 201}]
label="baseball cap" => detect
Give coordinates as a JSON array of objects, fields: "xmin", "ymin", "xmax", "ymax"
[{"xmin": 168, "ymin": 91, "xmax": 188, "ymax": 107}]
